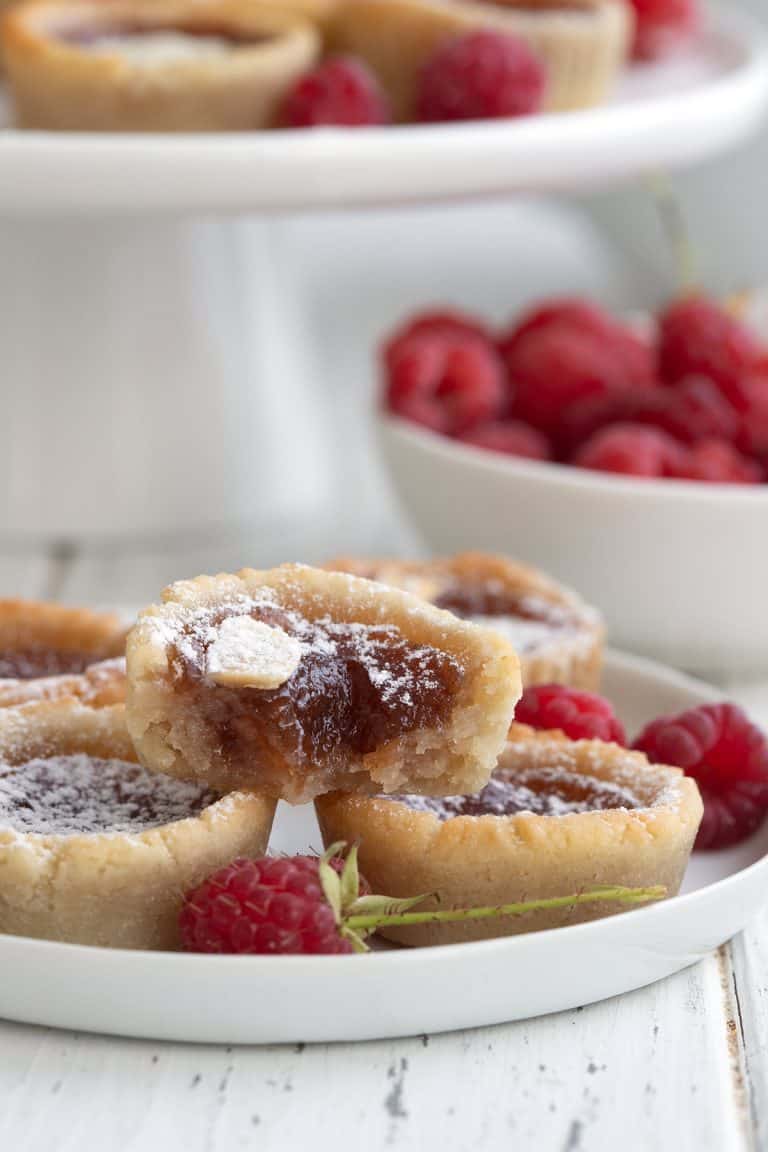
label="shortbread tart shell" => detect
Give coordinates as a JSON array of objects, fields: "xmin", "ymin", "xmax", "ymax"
[
  {"xmin": 126, "ymin": 564, "xmax": 521, "ymax": 803},
  {"xmin": 326, "ymin": 553, "xmax": 605, "ymax": 691},
  {"xmin": 0, "ymin": 701, "xmax": 276, "ymax": 949},
  {"xmin": 0, "ymin": 599, "xmax": 128, "ymax": 707},
  {"xmin": 2, "ymin": 0, "xmax": 320, "ymax": 130},
  {"xmin": 330, "ymin": 0, "xmax": 633, "ymax": 119},
  {"xmin": 316, "ymin": 726, "xmax": 703, "ymax": 945}
]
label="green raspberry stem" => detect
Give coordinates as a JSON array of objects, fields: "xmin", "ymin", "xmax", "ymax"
[{"xmin": 345, "ymin": 885, "xmax": 666, "ymax": 931}]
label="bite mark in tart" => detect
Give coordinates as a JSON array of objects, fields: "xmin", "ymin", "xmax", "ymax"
[
  {"xmin": 1, "ymin": 0, "xmax": 320, "ymax": 131},
  {"xmin": 0, "ymin": 600, "xmax": 128, "ymax": 707},
  {"xmin": 125, "ymin": 564, "xmax": 521, "ymax": 803},
  {"xmin": 325, "ymin": 553, "xmax": 604, "ymax": 690},
  {"xmin": 328, "ymin": 0, "xmax": 633, "ymax": 119},
  {"xmin": 0, "ymin": 700, "xmax": 277, "ymax": 949},
  {"xmin": 315, "ymin": 725, "xmax": 703, "ymax": 945}
]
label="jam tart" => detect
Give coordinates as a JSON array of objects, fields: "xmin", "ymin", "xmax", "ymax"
[
  {"xmin": 0, "ymin": 700, "xmax": 276, "ymax": 949},
  {"xmin": 316, "ymin": 724, "xmax": 703, "ymax": 945},
  {"xmin": 0, "ymin": 600, "xmax": 127, "ymax": 707},
  {"xmin": 1, "ymin": 0, "xmax": 320, "ymax": 131},
  {"xmin": 325, "ymin": 553, "xmax": 605, "ymax": 690},
  {"xmin": 125, "ymin": 564, "xmax": 521, "ymax": 804},
  {"xmin": 329, "ymin": 0, "xmax": 633, "ymax": 119}
]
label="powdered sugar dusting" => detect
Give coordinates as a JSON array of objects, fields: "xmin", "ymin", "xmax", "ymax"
[
  {"xmin": 388, "ymin": 764, "xmax": 642, "ymax": 820},
  {"xmin": 207, "ymin": 616, "xmax": 303, "ymax": 689},
  {"xmin": 0, "ymin": 754, "xmax": 218, "ymax": 836}
]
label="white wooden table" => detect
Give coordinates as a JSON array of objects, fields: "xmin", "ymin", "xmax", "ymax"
[{"xmin": 0, "ymin": 538, "xmax": 767, "ymax": 1152}]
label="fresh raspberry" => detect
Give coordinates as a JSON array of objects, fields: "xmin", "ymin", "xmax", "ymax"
[
  {"xmin": 500, "ymin": 300, "xmax": 657, "ymax": 399},
  {"xmin": 669, "ymin": 438, "xmax": 762, "ymax": 485},
  {"xmin": 505, "ymin": 322, "xmax": 635, "ymax": 434},
  {"xmin": 385, "ymin": 332, "xmax": 505, "ymax": 434},
  {"xmin": 180, "ymin": 855, "xmax": 357, "ymax": 955},
  {"xmin": 733, "ymin": 373, "xmax": 768, "ymax": 463},
  {"xmin": 658, "ymin": 296, "xmax": 761, "ymax": 406},
  {"xmin": 572, "ymin": 422, "xmax": 688, "ymax": 478},
  {"xmin": 628, "ymin": 0, "xmax": 699, "ymax": 60},
  {"xmin": 456, "ymin": 419, "xmax": 551, "ymax": 460},
  {"xmin": 280, "ymin": 56, "xmax": 390, "ymax": 128},
  {"xmin": 558, "ymin": 376, "xmax": 741, "ymax": 458},
  {"xmin": 383, "ymin": 309, "xmax": 492, "ymax": 376},
  {"xmin": 416, "ymin": 30, "xmax": 546, "ymax": 123},
  {"xmin": 634, "ymin": 703, "xmax": 768, "ymax": 849},
  {"xmin": 515, "ymin": 684, "xmax": 626, "ymax": 745}
]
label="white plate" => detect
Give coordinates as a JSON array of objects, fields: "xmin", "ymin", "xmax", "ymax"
[
  {"xmin": 0, "ymin": 8, "xmax": 766, "ymax": 214},
  {"xmin": 0, "ymin": 649, "xmax": 766, "ymax": 1045}
]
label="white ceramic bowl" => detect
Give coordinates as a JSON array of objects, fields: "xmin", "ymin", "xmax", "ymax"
[{"xmin": 378, "ymin": 415, "xmax": 768, "ymax": 678}]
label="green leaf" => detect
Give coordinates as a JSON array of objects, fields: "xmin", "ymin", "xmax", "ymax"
[{"xmin": 339, "ymin": 844, "xmax": 361, "ymax": 911}]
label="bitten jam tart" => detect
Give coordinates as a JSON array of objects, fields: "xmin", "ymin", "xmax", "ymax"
[
  {"xmin": 0, "ymin": 600, "xmax": 127, "ymax": 708},
  {"xmin": 316, "ymin": 725, "xmax": 703, "ymax": 945},
  {"xmin": 1, "ymin": 0, "xmax": 320, "ymax": 131},
  {"xmin": 126, "ymin": 565, "xmax": 521, "ymax": 804},
  {"xmin": 0, "ymin": 701, "xmax": 276, "ymax": 949},
  {"xmin": 326, "ymin": 553, "xmax": 604, "ymax": 690},
  {"xmin": 329, "ymin": 0, "xmax": 633, "ymax": 119}
]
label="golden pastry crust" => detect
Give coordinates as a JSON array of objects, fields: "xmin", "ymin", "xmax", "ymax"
[
  {"xmin": 0, "ymin": 599, "xmax": 128, "ymax": 709},
  {"xmin": 316, "ymin": 731, "xmax": 703, "ymax": 945},
  {"xmin": 325, "ymin": 552, "xmax": 605, "ymax": 690},
  {"xmin": 329, "ymin": 0, "xmax": 632, "ymax": 119},
  {"xmin": 0, "ymin": 656, "xmax": 127, "ymax": 708},
  {"xmin": 2, "ymin": 0, "xmax": 320, "ymax": 130},
  {"xmin": 0, "ymin": 700, "xmax": 276, "ymax": 949},
  {"xmin": 126, "ymin": 564, "xmax": 521, "ymax": 803}
]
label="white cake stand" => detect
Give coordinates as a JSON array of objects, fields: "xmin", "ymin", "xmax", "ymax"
[{"xmin": 1, "ymin": 6, "xmax": 766, "ymax": 539}]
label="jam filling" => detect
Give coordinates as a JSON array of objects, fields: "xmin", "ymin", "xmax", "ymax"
[
  {"xmin": 390, "ymin": 765, "xmax": 641, "ymax": 819},
  {"xmin": 433, "ymin": 581, "xmax": 579, "ymax": 652},
  {"xmin": 171, "ymin": 599, "xmax": 464, "ymax": 761},
  {"xmin": 0, "ymin": 754, "xmax": 218, "ymax": 836},
  {"xmin": 0, "ymin": 646, "xmax": 103, "ymax": 679},
  {"xmin": 56, "ymin": 22, "xmax": 274, "ymax": 51}
]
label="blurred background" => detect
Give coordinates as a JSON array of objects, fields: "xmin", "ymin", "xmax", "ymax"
[{"xmin": 2, "ymin": 0, "xmax": 766, "ymax": 671}]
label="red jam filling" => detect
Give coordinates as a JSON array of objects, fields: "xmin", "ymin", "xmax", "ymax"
[
  {"xmin": 0, "ymin": 646, "xmax": 103, "ymax": 679},
  {"xmin": 434, "ymin": 581, "xmax": 573, "ymax": 628},
  {"xmin": 171, "ymin": 602, "xmax": 464, "ymax": 761},
  {"xmin": 390, "ymin": 765, "xmax": 640, "ymax": 819}
]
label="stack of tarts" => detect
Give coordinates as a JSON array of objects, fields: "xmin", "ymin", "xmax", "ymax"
[
  {"xmin": 1, "ymin": 0, "xmax": 632, "ymax": 131},
  {"xmin": 0, "ymin": 556, "xmax": 704, "ymax": 953}
]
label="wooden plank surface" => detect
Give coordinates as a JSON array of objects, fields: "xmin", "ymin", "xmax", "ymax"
[{"xmin": 0, "ymin": 543, "xmax": 765, "ymax": 1152}]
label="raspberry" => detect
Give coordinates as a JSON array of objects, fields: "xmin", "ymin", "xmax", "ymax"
[
  {"xmin": 280, "ymin": 56, "xmax": 390, "ymax": 128},
  {"xmin": 501, "ymin": 300, "xmax": 657, "ymax": 401},
  {"xmin": 628, "ymin": 0, "xmax": 699, "ymax": 60},
  {"xmin": 670, "ymin": 438, "xmax": 762, "ymax": 485},
  {"xmin": 573, "ymin": 422, "xmax": 688, "ymax": 478},
  {"xmin": 416, "ymin": 30, "xmax": 546, "ymax": 123},
  {"xmin": 385, "ymin": 332, "xmax": 505, "ymax": 434},
  {"xmin": 634, "ymin": 703, "xmax": 768, "ymax": 849},
  {"xmin": 456, "ymin": 419, "xmax": 551, "ymax": 460},
  {"xmin": 383, "ymin": 309, "xmax": 492, "ymax": 376},
  {"xmin": 734, "ymin": 374, "xmax": 768, "ymax": 463},
  {"xmin": 558, "ymin": 376, "xmax": 741, "ymax": 458},
  {"xmin": 180, "ymin": 856, "xmax": 356, "ymax": 955},
  {"xmin": 658, "ymin": 296, "xmax": 761, "ymax": 406},
  {"xmin": 505, "ymin": 321, "xmax": 634, "ymax": 434},
  {"xmin": 515, "ymin": 684, "xmax": 626, "ymax": 745}
]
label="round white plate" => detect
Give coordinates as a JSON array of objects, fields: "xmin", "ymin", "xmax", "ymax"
[
  {"xmin": 1, "ymin": 649, "xmax": 766, "ymax": 1044},
  {"xmin": 0, "ymin": 8, "xmax": 766, "ymax": 214}
]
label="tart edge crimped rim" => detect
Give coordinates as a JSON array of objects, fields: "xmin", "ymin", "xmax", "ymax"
[
  {"xmin": 2, "ymin": 0, "xmax": 320, "ymax": 79},
  {"xmin": 315, "ymin": 734, "xmax": 704, "ymax": 845},
  {"xmin": 0, "ymin": 598, "xmax": 127, "ymax": 662},
  {"xmin": 0, "ymin": 698, "xmax": 277, "ymax": 853}
]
